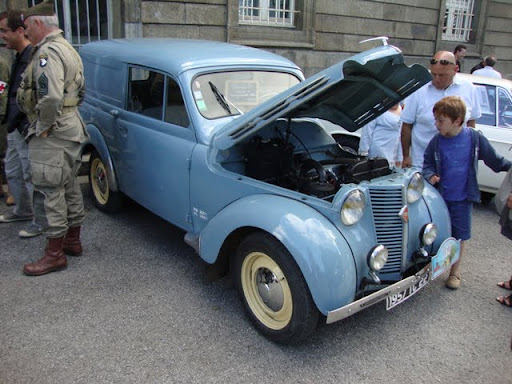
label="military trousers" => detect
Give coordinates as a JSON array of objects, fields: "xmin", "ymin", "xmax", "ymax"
[{"xmin": 28, "ymin": 134, "xmax": 85, "ymax": 238}]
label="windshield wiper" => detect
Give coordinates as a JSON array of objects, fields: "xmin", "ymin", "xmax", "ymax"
[{"xmin": 208, "ymin": 81, "xmax": 242, "ymax": 116}]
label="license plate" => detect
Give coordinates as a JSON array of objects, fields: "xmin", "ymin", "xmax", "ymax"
[{"xmin": 386, "ymin": 268, "xmax": 430, "ymax": 310}]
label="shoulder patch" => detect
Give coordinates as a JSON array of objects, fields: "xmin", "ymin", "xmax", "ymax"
[
  {"xmin": 0, "ymin": 81, "xmax": 6, "ymax": 94},
  {"xmin": 38, "ymin": 73, "xmax": 49, "ymax": 97},
  {"xmin": 39, "ymin": 54, "xmax": 48, "ymax": 67}
]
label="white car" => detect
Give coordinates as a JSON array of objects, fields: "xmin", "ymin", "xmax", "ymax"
[{"xmin": 457, "ymin": 74, "xmax": 512, "ymax": 193}]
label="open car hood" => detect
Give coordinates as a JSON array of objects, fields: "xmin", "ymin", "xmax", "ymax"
[{"xmin": 213, "ymin": 44, "xmax": 431, "ymax": 151}]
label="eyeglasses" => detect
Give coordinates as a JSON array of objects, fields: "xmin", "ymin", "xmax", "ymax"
[{"xmin": 430, "ymin": 59, "xmax": 456, "ymax": 65}]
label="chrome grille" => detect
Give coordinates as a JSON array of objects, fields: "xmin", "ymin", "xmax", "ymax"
[{"xmin": 368, "ymin": 186, "xmax": 404, "ymax": 274}]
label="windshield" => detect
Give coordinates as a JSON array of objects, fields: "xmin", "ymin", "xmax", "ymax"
[{"xmin": 192, "ymin": 71, "xmax": 301, "ymax": 119}]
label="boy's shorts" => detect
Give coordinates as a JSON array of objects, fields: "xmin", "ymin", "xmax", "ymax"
[{"xmin": 445, "ymin": 200, "xmax": 473, "ymax": 241}]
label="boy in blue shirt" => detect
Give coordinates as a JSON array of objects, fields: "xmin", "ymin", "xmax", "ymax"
[{"xmin": 423, "ymin": 96, "xmax": 511, "ymax": 289}]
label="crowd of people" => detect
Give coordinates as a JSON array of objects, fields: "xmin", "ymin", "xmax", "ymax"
[{"xmin": 358, "ymin": 49, "xmax": 509, "ymax": 291}]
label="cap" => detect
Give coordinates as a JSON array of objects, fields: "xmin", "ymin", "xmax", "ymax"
[{"xmin": 22, "ymin": 1, "xmax": 55, "ymax": 20}]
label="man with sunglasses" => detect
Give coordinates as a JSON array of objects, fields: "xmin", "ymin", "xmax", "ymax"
[{"xmin": 401, "ymin": 51, "xmax": 481, "ymax": 169}]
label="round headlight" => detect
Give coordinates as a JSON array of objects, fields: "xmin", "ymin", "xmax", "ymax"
[
  {"xmin": 407, "ymin": 172, "xmax": 424, "ymax": 203},
  {"xmin": 368, "ymin": 245, "xmax": 388, "ymax": 271},
  {"xmin": 341, "ymin": 189, "xmax": 365, "ymax": 225},
  {"xmin": 421, "ymin": 223, "xmax": 438, "ymax": 246}
]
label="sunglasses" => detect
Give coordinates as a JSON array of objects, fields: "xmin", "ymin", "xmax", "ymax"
[{"xmin": 430, "ymin": 59, "xmax": 456, "ymax": 65}]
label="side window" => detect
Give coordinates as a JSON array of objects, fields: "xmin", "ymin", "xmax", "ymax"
[
  {"xmin": 165, "ymin": 78, "xmax": 190, "ymax": 127},
  {"xmin": 127, "ymin": 68, "xmax": 163, "ymax": 118},
  {"xmin": 498, "ymin": 88, "xmax": 512, "ymax": 128},
  {"xmin": 476, "ymin": 84, "xmax": 496, "ymax": 126},
  {"xmin": 128, "ymin": 67, "xmax": 148, "ymax": 113},
  {"xmin": 127, "ymin": 67, "xmax": 189, "ymax": 127}
]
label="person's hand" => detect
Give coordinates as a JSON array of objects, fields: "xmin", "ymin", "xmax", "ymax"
[
  {"xmin": 429, "ymin": 175, "xmax": 440, "ymax": 185},
  {"xmin": 506, "ymin": 193, "xmax": 512, "ymax": 209},
  {"xmin": 402, "ymin": 156, "xmax": 412, "ymax": 168}
]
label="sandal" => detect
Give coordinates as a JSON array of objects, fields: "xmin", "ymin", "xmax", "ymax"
[
  {"xmin": 497, "ymin": 277, "xmax": 512, "ymax": 290},
  {"xmin": 496, "ymin": 295, "xmax": 512, "ymax": 307}
]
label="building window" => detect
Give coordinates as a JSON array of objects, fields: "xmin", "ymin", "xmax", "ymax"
[
  {"xmin": 28, "ymin": 0, "xmax": 112, "ymax": 46},
  {"xmin": 238, "ymin": 0, "xmax": 298, "ymax": 27},
  {"xmin": 228, "ymin": 0, "xmax": 313, "ymax": 48},
  {"xmin": 442, "ymin": 0, "xmax": 475, "ymax": 41}
]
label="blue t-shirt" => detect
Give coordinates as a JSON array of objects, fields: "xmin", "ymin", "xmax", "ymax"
[{"xmin": 438, "ymin": 127, "xmax": 472, "ymax": 201}]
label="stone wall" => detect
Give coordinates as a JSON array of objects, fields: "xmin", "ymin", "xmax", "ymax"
[
  {"xmin": 140, "ymin": 0, "xmax": 227, "ymax": 41},
  {"xmin": 136, "ymin": 0, "xmax": 511, "ymax": 78},
  {"xmin": 483, "ymin": 0, "xmax": 512, "ymax": 78}
]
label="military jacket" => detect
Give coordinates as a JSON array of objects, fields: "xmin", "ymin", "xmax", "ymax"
[{"xmin": 17, "ymin": 29, "xmax": 88, "ymax": 143}]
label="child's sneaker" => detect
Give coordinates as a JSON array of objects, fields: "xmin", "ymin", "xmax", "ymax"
[{"xmin": 445, "ymin": 275, "xmax": 461, "ymax": 289}]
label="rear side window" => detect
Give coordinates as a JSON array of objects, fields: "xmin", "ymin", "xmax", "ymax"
[
  {"xmin": 127, "ymin": 67, "xmax": 190, "ymax": 127},
  {"xmin": 475, "ymin": 84, "xmax": 496, "ymax": 127}
]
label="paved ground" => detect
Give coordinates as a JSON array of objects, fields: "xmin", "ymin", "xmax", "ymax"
[{"xmin": 1, "ymin": 181, "xmax": 511, "ymax": 384}]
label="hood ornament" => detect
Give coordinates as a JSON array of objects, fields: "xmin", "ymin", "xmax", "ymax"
[{"xmin": 359, "ymin": 36, "xmax": 389, "ymax": 46}]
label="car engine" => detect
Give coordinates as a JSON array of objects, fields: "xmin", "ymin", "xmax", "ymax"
[{"xmin": 244, "ymin": 135, "xmax": 391, "ymax": 199}]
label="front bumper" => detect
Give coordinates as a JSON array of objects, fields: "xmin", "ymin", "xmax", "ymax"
[{"xmin": 326, "ymin": 237, "xmax": 460, "ymax": 324}]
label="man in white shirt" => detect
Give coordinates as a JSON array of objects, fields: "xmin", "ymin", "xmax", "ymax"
[
  {"xmin": 473, "ymin": 55, "xmax": 502, "ymax": 79},
  {"xmin": 401, "ymin": 51, "xmax": 481, "ymax": 168}
]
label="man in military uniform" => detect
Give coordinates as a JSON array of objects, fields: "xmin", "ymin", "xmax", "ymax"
[{"xmin": 18, "ymin": 1, "xmax": 88, "ymax": 276}]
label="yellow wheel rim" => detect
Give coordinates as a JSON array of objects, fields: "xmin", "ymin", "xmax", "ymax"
[
  {"xmin": 241, "ymin": 251, "xmax": 293, "ymax": 330},
  {"xmin": 90, "ymin": 157, "xmax": 110, "ymax": 205}
]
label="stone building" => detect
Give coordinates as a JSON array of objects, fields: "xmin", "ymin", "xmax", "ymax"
[{"xmin": 2, "ymin": 0, "xmax": 511, "ymax": 78}]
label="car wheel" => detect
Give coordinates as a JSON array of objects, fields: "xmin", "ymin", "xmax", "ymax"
[
  {"xmin": 89, "ymin": 150, "xmax": 123, "ymax": 213},
  {"xmin": 333, "ymin": 134, "xmax": 360, "ymax": 153},
  {"xmin": 233, "ymin": 232, "xmax": 319, "ymax": 344}
]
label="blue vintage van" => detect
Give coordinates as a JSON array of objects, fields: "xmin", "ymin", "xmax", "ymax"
[{"xmin": 79, "ymin": 38, "xmax": 460, "ymax": 344}]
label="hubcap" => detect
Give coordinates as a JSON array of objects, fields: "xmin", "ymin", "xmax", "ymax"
[
  {"xmin": 256, "ymin": 268, "xmax": 284, "ymax": 312},
  {"xmin": 91, "ymin": 158, "xmax": 109, "ymax": 204},
  {"xmin": 241, "ymin": 251, "xmax": 292, "ymax": 330}
]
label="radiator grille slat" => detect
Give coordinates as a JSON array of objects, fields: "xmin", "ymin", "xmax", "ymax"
[{"xmin": 369, "ymin": 186, "xmax": 404, "ymax": 274}]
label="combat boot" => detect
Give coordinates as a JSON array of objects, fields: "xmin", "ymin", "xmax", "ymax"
[
  {"xmin": 63, "ymin": 226, "xmax": 83, "ymax": 256},
  {"xmin": 23, "ymin": 237, "xmax": 67, "ymax": 276}
]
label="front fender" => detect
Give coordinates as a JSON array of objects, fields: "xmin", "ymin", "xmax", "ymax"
[
  {"xmin": 422, "ymin": 182, "xmax": 452, "ymax": 248},
  {"xmin": 85, "ymin": 124, "xmax": 119, "ymax": 192},
  {"xmin": 200, "ymin": 194, "xmax": 357, "ymax": 314}
]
